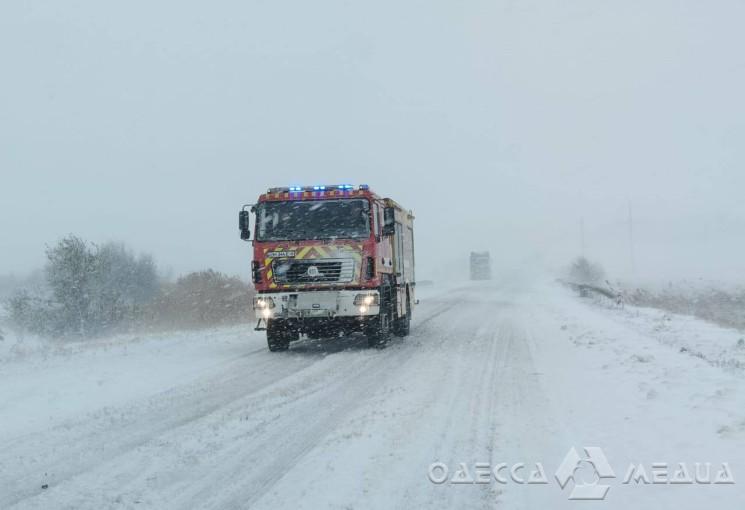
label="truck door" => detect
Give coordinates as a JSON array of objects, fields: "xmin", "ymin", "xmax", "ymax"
[
  {"xmin": 394, "ymin": 223, "xmax": 404, "ymax": 280},
  {"xmin": 394, "ymin": 223, "xmax": 405, "ymax": 315}
]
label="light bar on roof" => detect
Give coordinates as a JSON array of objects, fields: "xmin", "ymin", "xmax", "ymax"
[{"xmin": 267, "ymin": 184, "xmax": 370, "ymax": 194}]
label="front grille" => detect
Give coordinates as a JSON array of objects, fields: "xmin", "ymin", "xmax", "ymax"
[{"xmin": 272, "ymin": 258, "xmax": 355, "ymax": 284}]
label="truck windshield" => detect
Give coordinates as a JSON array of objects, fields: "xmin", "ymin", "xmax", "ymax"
[{"xmin": 256, "ymin": 199, "xmax": 371, "ymax": 241}]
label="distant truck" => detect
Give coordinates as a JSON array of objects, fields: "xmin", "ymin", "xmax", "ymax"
[
  {"xmin": 469, "ymin": 251, "xmax": 491, "ymax": 280},
  {"xmin": 239, "ymin": 184, "xmax": 416, "ymax": 351}
]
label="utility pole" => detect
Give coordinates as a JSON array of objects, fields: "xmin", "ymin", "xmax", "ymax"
[
  {"xmin": 580, "ymin": 217, "xmax": 586, "ymax": 258},
  {"xmin": 628, "ymin": 200, "xmax": 635, "ymax": 281}
]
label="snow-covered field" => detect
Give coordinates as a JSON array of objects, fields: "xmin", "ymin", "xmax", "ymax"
[{"xmin": 1, "ymin": 280, "xmax": 744, "ymax": 509}]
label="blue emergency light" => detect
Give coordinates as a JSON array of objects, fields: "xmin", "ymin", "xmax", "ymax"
[{"xmin": 267, "ymin": 184, "xmax": 370, "ymax": 194}]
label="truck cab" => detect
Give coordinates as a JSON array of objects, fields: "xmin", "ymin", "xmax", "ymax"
[
  {"xmin": 239, "ymin": 185, "xmax": 415, "ymax": 351},
  {"xmin": 469, "ymin": 251, "xmax": 492, "ymax": 280}
]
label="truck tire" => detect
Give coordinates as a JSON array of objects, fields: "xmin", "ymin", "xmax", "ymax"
[
  {"xmin": 393, "ymin": 297, "xmax": 411, "ymax": 337},
  {"xmin": 267, "ymin": 319, "xmax": 291, "ymax": 352},
  {"xmin": 366, "ymin": 291, "xmax": 392, "ymax": 348},
  {"xmin": 365, "ymin": 314, "xmax": 391, "ymax": 348}
]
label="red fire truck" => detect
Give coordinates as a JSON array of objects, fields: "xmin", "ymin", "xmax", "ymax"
[{"xmin": 239, "ymin": 184, "xmax": 416, "ymax": 351}]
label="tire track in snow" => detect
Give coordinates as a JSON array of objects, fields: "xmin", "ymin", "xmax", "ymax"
[
  {"xmin": 0, "ymin": 347, "xmax": 336, "ymax": 508},
  {"xmin": 174, "ymin": 301, "xmax": 460, "ymax": 509},
  {"xmin": 418, "ymin": 307, "xmax": 510, "ymax": 510},
  {"xmin": 4, "ymin": 300, "xmax": 457, "ymax": 509}
]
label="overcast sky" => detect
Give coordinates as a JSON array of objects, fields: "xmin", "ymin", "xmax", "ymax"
[{"xmin": 2, "ymin": 0, "xmax": 744, "ymax": 283}]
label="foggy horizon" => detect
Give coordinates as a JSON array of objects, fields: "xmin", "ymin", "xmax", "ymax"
[
  {"xmin": 3, "ymin": 0, "xmax": 745, "ymax": 284},
  {"xmin": 4, "ymin": 4, "xmax": 745, "ymax": 509}
]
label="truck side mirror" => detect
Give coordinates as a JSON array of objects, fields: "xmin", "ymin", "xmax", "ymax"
[
  {"xmin": 239, "ymin": 210, "xmax": 251, "ymax": 241},
  {"xmin": 382, "ymin": 207, "xmax": 395, "ymax": 236}
]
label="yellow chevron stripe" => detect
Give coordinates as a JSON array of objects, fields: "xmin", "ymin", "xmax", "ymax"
[{"xmin": 297, "ymin": 246, "xmax": 312, "ymax": 259}]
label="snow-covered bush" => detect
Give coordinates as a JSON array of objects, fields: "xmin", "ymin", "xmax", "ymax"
[
  {"xmin": 6, "ymin": 289, "xmax": 60, "ymax": 337},
  {"xmin": 88, "ymin": 242, "xmax": 158, "ymax": 329},
  {"xmin": 7, "ymin": 235, "xmax": 159, "ymax": 337},
  {"xmin": 5, "ymin": 237, "xmax": 252, "ymax": 337},
  {"xmin": 44, "ymin": 235, "xmax": 97, "ymax": 335},
  {"xmin": 145, "ymin": 269, "xmax": 253, "ymax": 330},
  {"xmin": 567, "ymin": 256, "xmax": 606, "ymax": 285}
]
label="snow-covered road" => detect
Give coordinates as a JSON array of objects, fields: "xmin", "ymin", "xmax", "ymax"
[{"xmin": 2, "ymin": 280, "xmax": 744, "ymax": 509}]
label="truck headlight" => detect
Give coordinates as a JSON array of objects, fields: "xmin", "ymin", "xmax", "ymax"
[
  {"xmin": 253, "ymin": 296, "xmax": 276, "ymax": 309},
  {"xmin": 353, "ymin": 293, "xmax": 379, "ymax": 306}
]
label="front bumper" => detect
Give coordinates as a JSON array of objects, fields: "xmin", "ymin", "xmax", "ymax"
[{"xmin": 253, "ymin": 290, "xmax": 380, "ymax": 320}]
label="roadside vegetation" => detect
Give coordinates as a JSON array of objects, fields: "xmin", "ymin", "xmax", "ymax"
[
  {"xmin": 565, "ymin": 256, "xmax": 745, "ymax": 333},
  {"xmin": 567, "ymin": 256, "xmax": 606, "ymax": 285},
  {"xmin": 624, "ymin": 283, "xmax": 745, "ymax": 332},
  {"xmin": 2, "ymin": 235, "xmax": 253, "ymax": 339}
]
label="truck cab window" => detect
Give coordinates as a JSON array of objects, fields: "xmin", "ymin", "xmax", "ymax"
[{"xmin": 256, "ymin": 199, "xmax": 371, "ymax": 241}]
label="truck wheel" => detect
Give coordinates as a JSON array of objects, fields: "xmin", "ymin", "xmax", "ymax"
[
  {"xmin": 393, "ymin": 294, "xmax": 411, "ymax": 337},
  {"xmin": 393, "ymin": 310, "xmax": 410, "ymax": 337},
  {"xmin": 366, "ymin": 297, "xmax": 392, "ymax": 348},
  {"xmin": 365, "ymin": 315, "xmax": 391, "ymax": 348},
  {"xmin": 267, "ymin": 320, "xmax": 290, "ymax": 352}
]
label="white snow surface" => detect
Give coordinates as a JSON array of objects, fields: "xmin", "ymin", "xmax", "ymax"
[{"xmin": 1, "ymin": 280, "xmax": 744, "ymax": 509}]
